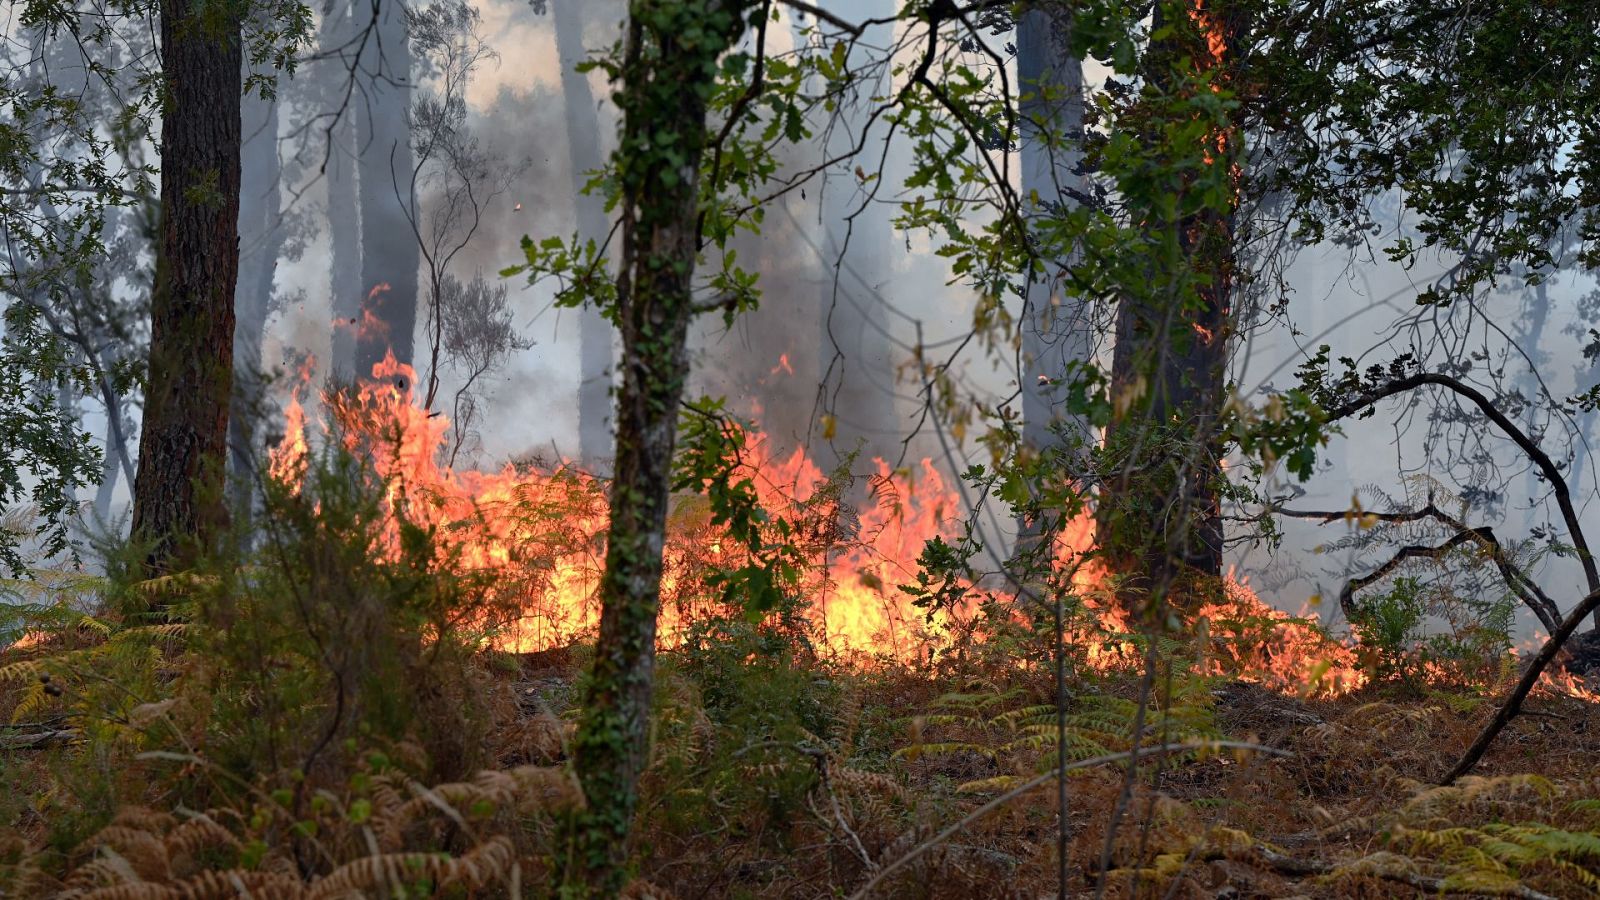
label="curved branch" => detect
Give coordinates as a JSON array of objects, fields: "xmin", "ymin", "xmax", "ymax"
[
  {"xmin": 1324, "ymin": 372, "xmax": 1600, "ymax": 626},
  {"xmin": 1335, "ymin": 529, "xmax": 1482, "ymax": 624},
  {"xmin": 1285, "ymin": 504, "xmax": 1560, "ymax": 632}
]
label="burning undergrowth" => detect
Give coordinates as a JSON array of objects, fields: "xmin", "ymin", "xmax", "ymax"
[
  {"xmin": 260, "ymin": 352, "xmax": 1583, "ymax": 705},
  {"xmin": 3, "ymin": 358, "xmax": 1599, "ymax": 900}
]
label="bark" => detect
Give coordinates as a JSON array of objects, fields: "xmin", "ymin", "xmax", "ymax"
[
  {"xmin": 1017, "ymin": 3, "xmax": 1090, "ymax": 457},
  {"xmin": 1100, "ymin": 1, "xmax": 1236, "ymax": 605},
  {"xmin": 230, "ymin": 79, "xmax": 284, "ymax": 503},
  {"xmin": 553, "ymin": 0, "xmax": 617, "ymax": 469},
  {"xmin": 130, "ymin": 0, "xmax": 243, "ymax": 573},
  {"xmin": 354, "ymin": 0, "xmax": 419, "ymax": 377},
  {"xmin": 569, "ymin": 2, "xmax": 753, "ymax": 892}
]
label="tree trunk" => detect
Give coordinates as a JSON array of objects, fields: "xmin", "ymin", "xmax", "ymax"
[
  {"xmin": 130, "ymin": 0, "xmax": 243, "ymax": 573},
  {"xmin": 320, "ymin": 0, "xmax": 364, "ymax": 382},
  {"xmin": 354, "ymin": 0, "xmax": 419, "ymax": 377},
  {"xmin": 568, "ymin": 2, "xmax": 753, "ymax": 893},
  {"xmin": 230, "ymin": 78, "xmax": 283, "ymax": 503},
  {"xmin": 1017, "ymin": 2, "xmax": 1090, "ymax": 544},
  {"xmin": 93, "ymin": 414, "xmax": 122, "ymax": 522},
  {"xmin": 1101, "ymin": 1, "xmax": 1236, "ymax": 607},
  {"xmin": 553, "ymin": 0, "xmax": 617, "ymax": 470}
]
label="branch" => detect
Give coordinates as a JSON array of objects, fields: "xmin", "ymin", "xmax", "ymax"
[
  {"xmin": 1324, "ymin": 372, "xmax": 1600, "ymax": 625},
  {"xmin": 1287, "ymin": 503, "xmax": 1561, "ymax": 632},
  {"xmin": 689, "ymin": 293, "xmax": 741, "ymax": 316},
  {"xmin": 1443, "ymin": 585, "xmax": 1600, "ymax": 785}
]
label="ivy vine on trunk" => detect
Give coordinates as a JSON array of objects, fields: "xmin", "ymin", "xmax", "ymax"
[{"xmin": 563, "ymin": 1, "xmax": 757, "ymax": 893}]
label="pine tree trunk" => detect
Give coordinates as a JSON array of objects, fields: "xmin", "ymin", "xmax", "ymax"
[
  {"xmin": 354, "ymin": 0, "xmax": 419, "ymax": 376},
  {"xmin": 130, "ymin": 0, "xmax": 243, "ymax": 573},
  {"xmin": 553, "ymin": 0, "xmax": 617, "ymax": 470},
  {"xmin": 568, "ymin": 2, "xmax": 753, "ymax": 892}
]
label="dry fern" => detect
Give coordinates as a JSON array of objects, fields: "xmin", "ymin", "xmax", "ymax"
[{"xmin": 305, "ymin": 834, "xmax": 514, "ymax": 898}]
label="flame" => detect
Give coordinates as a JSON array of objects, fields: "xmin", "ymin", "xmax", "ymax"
[
  {"xmin": 267, "ymin": 352, "xmax": 970, "ymax": 657},
  {"xmin": 262, "ymin": 355, "xmax": 1599, "ymax": 704},
  {"xmin": 1187, "ymin": 1, "xmax": 1239, "ymax": 173},
  {"xmin": 333, "ymin": 284, "xmax": 393, "ymax": 341},
  {"xmin": 1190, "ymin": 0, "xmax": 1228, "ymax": 67}
]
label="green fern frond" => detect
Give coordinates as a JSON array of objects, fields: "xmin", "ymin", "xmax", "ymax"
[
  {"xmin": 990, "ymin": 704, "xmax": 1055, "ymax": 727},
  {"xmin": 954, "ymin": 775, "xmax": 1030, "ymax": 794},
  {"xmin": 892, "ymin": 742, "xmax": 996, "ymax": 762}
]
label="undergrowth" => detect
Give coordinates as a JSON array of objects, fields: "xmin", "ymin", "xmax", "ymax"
[{"xmin": 1, "ymin": 443, "xmax": 1598, "ymax": 898}]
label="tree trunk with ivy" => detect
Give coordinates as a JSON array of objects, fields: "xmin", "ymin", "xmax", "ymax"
[
  {"xmin": 130, "ymin": 0, "xmax": 243, "ymax": 574},
  {"xmin": 567, "ymin": 1, "xmax": 754, "ymax": 894},
  {"xmin": 1101, "ymin": 0, "xmax": 1238, "ymax": 611}
]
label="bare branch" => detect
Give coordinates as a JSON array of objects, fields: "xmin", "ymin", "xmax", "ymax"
[{"xmin": 1324, "ymin": 372, "xmax": 1600, "ymax": 625}]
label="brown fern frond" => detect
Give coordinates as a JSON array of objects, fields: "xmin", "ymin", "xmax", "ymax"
[
  {"xmin": 163, "ymin": 815, "xmax": 241, "ymax": 865},
  {"xmin": 72, "ymin": 870, "xmax": 306, "ymax": 900},
  {"xmin": 60, "ymin": 853, "xmax": 142, "ymax": 894},
  {"xmin": 81, "ymin": 826, "xmax": 170, "ymax": 882},
  {"xmin": 306, "ymin": 834, "xmax": 513, "ymax": 899}
]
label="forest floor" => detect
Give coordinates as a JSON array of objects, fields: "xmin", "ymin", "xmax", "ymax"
[
  {"xmin": 493, "ymin": 644, "xmax": 1600, "ymax": 899},
  {"xmin": 5, "ymin": 630, "xmax": 1600, "ymax": 898}
]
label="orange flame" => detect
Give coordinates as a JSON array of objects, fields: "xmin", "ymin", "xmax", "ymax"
[
  {"xmin": 332, "ymin": 284, "xmax": 393, "ymax": 341},
  {"xmin": 267, "ymin": 353, "xmax": 974, "ymax": 657},
  {"xmin": 262, "ymin": 356, "xmax": 1598, "ymax": 704}
]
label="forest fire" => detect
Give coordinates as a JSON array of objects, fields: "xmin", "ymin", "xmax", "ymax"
[
  {"xmin": 259, "ymin": 353, "xmax": 1521, "ymax": 703},
  {"xmin": 268, "ymin": 352, "xmax": 960, "ymax": 657}
]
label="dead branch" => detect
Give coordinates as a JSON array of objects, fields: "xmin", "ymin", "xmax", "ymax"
[
  {"xmin": 1443, "ymin": 585, "xmax": 1600, "ymax": 785},
  {"xmin": 0, "ymin": 729, "xmax": 78, "ymax": 750}
]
